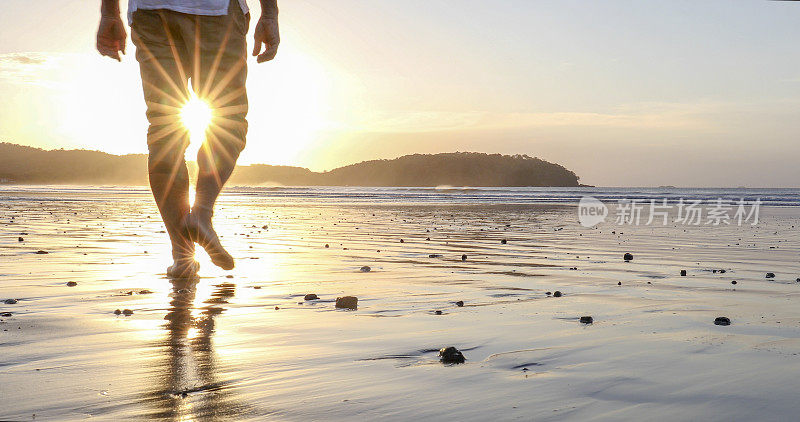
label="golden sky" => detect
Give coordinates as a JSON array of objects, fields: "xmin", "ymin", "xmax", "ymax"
[{"xmin": 2, "ymin": 0, "xmax": 800, "ymax": 186}]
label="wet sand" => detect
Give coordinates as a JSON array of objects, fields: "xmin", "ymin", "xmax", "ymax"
[{"xmin": 2, "ymin": 187, "xmax": 800, "ymax": 421}]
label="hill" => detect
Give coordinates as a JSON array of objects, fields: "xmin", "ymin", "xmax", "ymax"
[{"xmin": 0, "ymin": 143, "xmax": 580, "ymax": 187}]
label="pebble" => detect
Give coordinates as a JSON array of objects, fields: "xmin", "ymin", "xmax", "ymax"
[
  {"xmin": 325, "ymin": 244, "xmax": 330, "ymax": 248},
  {"xmin": 714, "ymin": 316, "xmax": 731, "ymax": 326},
  {"xmin": 580, "ymin": 316, "xmax": 593, "ymax": 324},
  {"xmin": 226, "ymin": 275, "xmax": 234, "ymax": 279},
  {"xmin": 766, "ymin": 273, "xmax": 775, "ymax": 279},
  {"xmin": 122, "ymin": 309, "xmax": 133, "ymax": 316},
  {"xmin": 455, "ymin": 300, "xmax": 464, "ymax": 307},
  {"xmin": 335, "ymin": 296, "xmax": 358, "ymax": 309},
  {"xmin": 623, "ymin": 253, "xmax": 633, "ymax": 261},
  {"xmin": 0, "ymin": 312, "xmax": 12, "ymax": 317},
  {"xmin": 461, "ymin": 254, "xmax": 467, "ymax": 261},
  {"xmin": 731, "ymin": 280, "xmax": 737, "ymax": 285},
  {"xmin": 360, "ymin": 266, "xmax": 371, "ymax": 272},
  {"xmin": 304, "ymin": 293, "xmax": 319, "ymax": 301},
  {"xmin": 617, "ymin": 282, "xmax": 622, "ymax": 286},
  {"xmin": 400, "ymin": 239, "xmax": 404, "ymax": 243},
  {"xmin": 66, "ymin": 281, "xmax": 77, "ymax": 287},
  {"xmin": 35, "ymin": 250, "xmax": 49, "ymax": 255},
  {"xmin": 434, "ymin": 310, "xmax": 443, "ymax": 315},
  {"xmin": 18, "ymin": 237, "xmax": 23, "ymax": 242},
  {"xmin": 428, "ymin": 254, "xmax": 442, "ymax": 258},
  {"xmin": 439, "ymin": 346, "xmax": 465, "ymax": 364},
  {"xmin": 113, "ymin": 309, "xmax": 122, "ymax": 315},
  {"xmin": 4, "ymin": 299, "xmax": 17, "ymax": 305},
  {"xmin": 680, "ymin": 270, "xmax": 687, "ymax": 276},
  {"xmin": 275, "ymin": 306, "xmax": 280, "ymax": 310},
  {"xmin": 501, "ymin": 239, "xmax": 507, "ymax": 244},
  {"xmin": 553, "ymin": 291, "xmax": 562, "ymax": 297}
]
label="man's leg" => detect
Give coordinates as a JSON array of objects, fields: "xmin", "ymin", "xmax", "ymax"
[
  {"xmin": 131, "ymin": 10, "xmax": 198, "ymax": 277},
  {"xmin": 180, "ymin": 2, "xmax": 250, "ymax": 270}
]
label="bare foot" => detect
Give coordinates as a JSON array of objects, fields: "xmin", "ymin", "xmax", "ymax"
[
  {"xmin": 185, "ymin": 213, "xmax": 234, "ymax": 270},
  {"xmin": 167, "ymin": 258, "xmax": 200, "ymax": 279}
]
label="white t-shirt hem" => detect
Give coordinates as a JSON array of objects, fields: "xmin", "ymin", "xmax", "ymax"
[{"xmin": 128, "ymin": 1, "xmax": 249, "ymax": 25}]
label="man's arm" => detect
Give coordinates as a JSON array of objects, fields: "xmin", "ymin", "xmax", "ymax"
[
  {"xmin": 97, "ymin": 0, "xmax": 127, "ymax": 61},
  {"xmin": 252, "ymin": 0, "xmax": 280, "ymax": 63}
]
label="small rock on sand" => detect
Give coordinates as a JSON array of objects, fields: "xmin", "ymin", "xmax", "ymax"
[
  {"xmin": 501, "ymin": 239, "xmax": 507, "ymax": 244},
  {"xmin": 680, "ymin": 270, "xmax": 687, "ymax": 276},
  {"xmin": 18, "ymin": 237, "xmax": 23, "ymax": 242},
  {"xmin": 66, "ymin": 281, "xmax": 77, "ymax": 287},
  {"xmin": 4, "ymin": 299, "xmax": 18, "ymax": 305},
  {"xmin": 304, "ymin": 293, "xmax": 319, "ymax": 301},
  {"xmin": 122, "ymin": 309, "xmax": 133, "ymax": 316},
  {"xmin": 553, "ymin": 291, "xmax": 562, "ymax": 297},
  {"xmin": 360, "ymin": 266, "xmax": 371, "ymax": 272},
  {"xmin": 455, "ymin": 300, "xmax": 464, "ymax": 307},
  {"xmin": 325, "ymin": 244, "xmax": 330, "ymax": 248},
  {"xmin": 400, "ymin": 239, "xmax": 404, "ymax": 243},
  {"xmin": 336, "ymin": 296, "xmax": 358, "ymax": 309},
  {"xmin": 461, "ymin": 254, "xmax": 467, "ymax": 261},
  {"xmin": 617, "ymin": 282, "xmax": 622, "ymax": 286},
  {"xmin": 0, "ymin": 312, "xmax": 12, "ymax": 317},
  {"xmin": 113, "ymin": 309, "xmax": 121, "ymax": 315},
  {"xmin": 623, "ymin": 253, "xmax": 633, "ymax": 261},
  {"xmin": 274, "ymin": 306, "xmax": 280, "ymax": 310},
  {"xmin": 439, "ymin": 346, "xmax": 465, "ymax": 364},
  {"xmin": 714, "ymin": 316, "xmax": 731, "ymax": 326},
  {"xmin": 434, "ymin": 310, "xmax": 443, "ymax": 315},
  {"xmin": 429, "ymin": 254, "xmax": 442, "ymax": 258},
  {"xmin": 731, "ymin": 280, "xmax": 737, "ymax": 285},
  {"xmin": 226, "ymin": 275, "xmax": 234, "ymax": 279},
  {"xmin": 766, "ymin": 273, "xmax": 775, "ymax": 279},
  {"xmin": 35, "ymin": 250, "xmax": 49, "ymax": 255},
  {"xmin": 580, "ymin": 316, "xmax": 593, "ymax": 324}
]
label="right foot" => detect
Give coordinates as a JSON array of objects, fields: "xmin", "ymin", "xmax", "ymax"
[
  {"xmin": 185, "ymin": 213, "xmax": 235, "ymax": 270},
  {"xmin": 167, "ymin": 259, "xmax": 200, "ymax": 279}
]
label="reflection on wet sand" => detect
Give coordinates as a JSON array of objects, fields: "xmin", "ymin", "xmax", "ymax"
[{"xmin": 145, "ymin": 278, "xmax": 250, "ymax": 420}]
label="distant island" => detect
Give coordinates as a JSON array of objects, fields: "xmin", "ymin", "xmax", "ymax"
[{"xmin": 0, "ymin": 142, "xmax": 580, "ymax": 187}]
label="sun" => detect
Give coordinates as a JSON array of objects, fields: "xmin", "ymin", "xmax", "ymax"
[{"xmin": 180, "ymin": 93, "xmax": 213, "ymax": 143}]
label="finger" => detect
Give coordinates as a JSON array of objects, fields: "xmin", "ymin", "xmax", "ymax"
[
  {"xmin": 252, "ymin": 39, "xmax": 262, "ymax": 57},
  {"xmin": 120, "ymin": 36, "xmax": 126, "ymax": 56},
  {"xmin": 257, "ymin": 43, "xmax": 278, "ymax": 63}
]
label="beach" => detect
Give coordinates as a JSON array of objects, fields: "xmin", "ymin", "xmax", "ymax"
[{"xmin": 2, "ymin": 186, "xmax": 800, "ymax": 421}]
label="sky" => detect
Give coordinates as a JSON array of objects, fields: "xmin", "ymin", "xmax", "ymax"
[{"xmin": 1, "ymin": 0, "xmax": 800, "ymax": 187}]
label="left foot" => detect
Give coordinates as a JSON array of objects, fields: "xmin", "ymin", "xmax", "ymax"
[
  {"xmin": 167, "ymin": 258, "xmax": 200, "ymax": 278},
  {"xmin": 185, "ymin": 213, "xmax": 235, "ymax": 270}
]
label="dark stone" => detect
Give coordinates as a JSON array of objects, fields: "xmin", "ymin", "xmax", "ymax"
[
  {"xmin": 304, "ymin": 293, "xmax": 319, "ymax": 301},
  {"xmin": 434, "ymin": 310, "xmax": 443, "ymax": 315},
  {"xmin": 714, "ymin": 316, "xmax": 731, "ymax": 326},
  {"xmin": 336, "ymin": 296, "xmax": 358, "ymax": 309},
  {"xmin": 766, "ymin": 273, "xmax": 775, "ymax": 279},
  {"xmin": 501, "ymin": 239, "xmax": 507, "ymax": 244},
  {"xmin": 400, "ymin": 239, "xmax": 404, "ymax": 243},
  {"xmin": 262, "ymin": 225, "xmax": 268, "ymax": 229},
  {"xmin": 66, "ymin": 281, "xmax": 77, "ymax": 287},
  {"xmin": 0, "ymin": 312, "xmax": 12, "ymax": 317},
  {"xmin": 4, "ymin": 299, "xmax": 18, "ymax": 304},
  {"xmin": 35, "ymin": 250, "xmax": 49, "ymax": 255},
  {"xmin": 623, "ymin": 253, "xmax": 633, "ymax": 261},
  {"xmin": 439, "ymin": 346, "xmax": 465, "ymax": 364},
  {"xmin": 429, "ymin": 254, "xmax": 442, "ymax": 258},
  {"xmin": 617, "ymin": 282, "xmax": 622, "ymax": 286},
  {"xmin": 274, "ymin": 306, "xmax": 280, "ymax": 310},
  {"xmin": 553, "ymin": 291, "xmax": 562, "ymax": 297},
  {"xmin": 253, "ymin": 286, "xmax": 262, "ymax": 289},
  {"xmin": 226, "ymin": 275, "xmax": 234, "ymax": 279},
  {"xmin": 122, "ymin": 309, "xmax": 133, "ymax": 316},
  {"xmin": 113, "ymin": 309, "xmax": 121, "ymax": 315},
  {"xmin": 580, "ymin": 316, "xmax": 593, "ymax": 324},
  {"xmin": 426, "ymin": 237, "xmax": 431, "ymax": 241},
  {"xmin": 325, "ymin": 244, "xmax": 329, "ymax": 248},
  {"xmin": 17, "ymin": 237, "xmax": 23, "ymax": 242},
  {"xmin": 360, "ymin": 266, "xmax": 371, "ymax": 272},
  {"xmin": 731, "ymin": 280, "xmax": 737, "ymax": 285},
  {"xmin": 455, "ymin": 300, "xmax": 464, "ymax": 307},
  {"xmin": 680, "ymin": 270, "xmax": 687, "ymax": 276},
  {"xmin": 461, "ymin": 254, "xmax": 467, "ymax": 261},
  {"xmin": 719, "ymin": 269, "xmax": 727, "ymax": 274},
  {"xmin": 545, "ymin": 291, "xmax": 552, "ymax": 296}
]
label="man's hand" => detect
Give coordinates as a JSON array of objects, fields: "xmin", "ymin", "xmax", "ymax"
[
  {"xmin": 252, "ymin": 16, "xmax": 279, "ymax": 63},
  {"xmin": 97, "ymin": 15, "xmax": 127, "ymax": 61}
]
